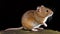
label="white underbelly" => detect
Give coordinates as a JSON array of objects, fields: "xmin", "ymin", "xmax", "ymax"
[{"xmin": 31, "ymin": 22, "xmax": 42, "ymax": 28}]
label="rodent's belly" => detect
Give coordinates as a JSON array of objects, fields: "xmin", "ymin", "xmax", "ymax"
[
  {"xmin": 32, "ymin": 21, "xmax": 40, "ymax": 27},
  {"xmin": 22, "ymin": 20, "xmax": 41, "ymax": 29}
]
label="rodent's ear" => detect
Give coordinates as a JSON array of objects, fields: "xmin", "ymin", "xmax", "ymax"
[
  {"xmin": 37, "ymin": 6, "xmax": 42, "ymax": 12},
  {"xmin": 37, "ymin": 6, "xmax": 40, "ymax": 10},
  {"xmin": 37, "ymin": 6, "xmax": 41, "ymax": 12},
  {"xmin": 37, "ymin": 5, "xmax": 44, "ymax": 10},
  {"xmin": 41, "ymin": 5, "xmax": 44, "ymax": 7}
]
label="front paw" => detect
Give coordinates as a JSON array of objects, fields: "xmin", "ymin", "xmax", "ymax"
[
  {"xmin": 45, "ymin": 24, "xmax": 47, "ymax": 27},
  {"xmin": 43, "ymin": 23, "xmax": 47, "ymax": 27}
]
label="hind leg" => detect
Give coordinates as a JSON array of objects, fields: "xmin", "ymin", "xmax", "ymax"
[
  {"xmin": 31, "ymin": 24, "xmax": 44, "ymax": 31},
  {"xmin": 31, "ymin": 28, "xmax": 39, "ymax": 31},
  {"xmin": 31, "ymin": 28, "xmax": 44, "ymax": 31}
]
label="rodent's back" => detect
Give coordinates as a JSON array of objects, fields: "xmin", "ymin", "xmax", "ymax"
[
  {"xmin": 21, "ymin": 10, "xmax": 37, "ymax": 29},
  {"xmin": 21, "ymin": 10, "xmax": 36, "ymax": 22}
]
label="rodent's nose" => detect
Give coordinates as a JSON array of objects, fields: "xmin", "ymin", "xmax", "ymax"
[
  {"xmin": 49, "ymin": 12, "xmax": 53, "ymax": 17},
  {"xmin": 52, "ymin": 12, "xmax": 53, "ymax": 15},
  {"xmin": 50, "ymin": 12, "xmax": 53, "ymax": 16},
  {"xmin": 50, "ymin": 12, "xmax": 53, "ymax": 15}
]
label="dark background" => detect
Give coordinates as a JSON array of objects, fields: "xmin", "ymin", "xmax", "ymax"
[{"xmin": 1, "ymin": 0, "xmax": 60, "ymax": 31}]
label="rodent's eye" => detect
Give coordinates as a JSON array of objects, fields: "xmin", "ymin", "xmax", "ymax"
[{"xmin": 46, "ymin": 10, "xmax": 48, "ymax": 12}]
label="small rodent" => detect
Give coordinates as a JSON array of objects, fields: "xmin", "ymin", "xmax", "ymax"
[{"xmin": 5, "ymin": 5, "xmax": 54, "ymax": 31}]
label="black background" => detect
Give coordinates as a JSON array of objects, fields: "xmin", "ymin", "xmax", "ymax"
[{"xmin": 1, "ymin": 0, "xmax": 60, "ymax": 31}]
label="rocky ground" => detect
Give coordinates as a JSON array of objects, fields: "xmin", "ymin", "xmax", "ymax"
[{"xmin": 0, "ymin": 29, "xmax": 60, "ymax": 34}]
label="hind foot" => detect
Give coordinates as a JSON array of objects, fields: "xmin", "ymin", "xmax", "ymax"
[
  {"xmin": 31, "ymin": 28, "xmax": 39, "ymax": 31},
  {"xmin": 31, "ymin": 28, "xmax": 44, "ymax": 31}
]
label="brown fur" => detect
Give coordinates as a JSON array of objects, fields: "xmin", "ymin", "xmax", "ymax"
[{"xmin": 21, "ymin": 5, "xmax": 53, "ymax": 30}]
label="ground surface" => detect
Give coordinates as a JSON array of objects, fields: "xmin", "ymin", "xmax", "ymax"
[{"xmin": 0, "ymin": 29, "xmax": 60, "ymax": 34}]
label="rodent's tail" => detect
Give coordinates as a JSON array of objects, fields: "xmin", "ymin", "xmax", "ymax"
[{"xmin": 4, "ymin": 26, "xmax": 24, "ymax": 31}]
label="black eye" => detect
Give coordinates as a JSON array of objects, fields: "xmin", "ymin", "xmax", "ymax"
[{"xmin": 46, "ymin": 10, "xmax": 48, "ymax": 12}]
